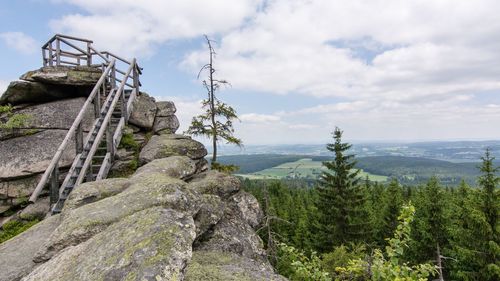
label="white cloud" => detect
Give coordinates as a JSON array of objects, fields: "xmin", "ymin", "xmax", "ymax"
[
  {"xmin": 240, "ymin": 113, "xmax": 280, "ymax": 123},
  {"xmin": 50, "ymin": 0, "xmax": 264, "ymax": 57},
  {"xmin": 0, "ymin": 80, "xmax": 9, "ymax": 95},
  {"xmin": 0, "ymin": 32, "xmax": 37, "ymax": 55},
  {"xmin": 48, "ymin": 0, "xmax": 500, "ymax": 143}
]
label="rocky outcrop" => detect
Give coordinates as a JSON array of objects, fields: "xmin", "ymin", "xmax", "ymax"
[
  {"xmin": 0, "ymin": 81, "xmax": 90, "ymax": 106},
  {"xmin": 154, "ymin": 101, "xmax": 180, "ymax": 134},
  {"xmin": 0, "ymin": 70, "xmax": 183, "ymax": 217},
  {"xmin": 0, "ymin": 130, "xmax": 77, "ymax": 179},
  {"xmin": 0, "ymin": 154, "xmax": 285, "ymax": 281},
  {"xmin": 129, "ymin": 92, "xmax": 157, "ymax": 129},
  {"xmin": 139, "ymin": 134, "xmax": 207, "ymax": 165},
  {"xmin": 0, "ymin": 62, "xmax": 285, "ymax": 280},
  {"xmin": 20, "ymin": 66, "xmax": 102, "ymax": 86}
]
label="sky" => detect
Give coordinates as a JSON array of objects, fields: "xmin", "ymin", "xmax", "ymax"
[{"xmin": 1, "ymin": 0, "xmax": 500, "ymax": 145}]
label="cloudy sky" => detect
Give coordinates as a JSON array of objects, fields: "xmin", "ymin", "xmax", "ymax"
[{"xmin": 1, "ymin": 0, "xmax": 500, "ymax": 145}]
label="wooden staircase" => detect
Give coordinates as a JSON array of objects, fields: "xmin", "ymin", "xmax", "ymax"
[{"xmin": 28, "ymin": 34, "xmax": 142, "ymax": 214}]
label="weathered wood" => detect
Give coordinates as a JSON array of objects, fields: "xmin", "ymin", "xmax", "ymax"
[
  {"xmin": 49, "ymin": 164, "xmax": 60, "ymax": 204},
  {"xmin": 76, "ymin": 123, "xmax": 83, "ymax": 154},
  {"xmin": 75, "ymin": 63, "xmax": 134, "ymax": 186},
  {"xmin": 94, "ymin": 89, "xmax": 101, "ymax": 119},
  {"xmin": 96, "ymin": 153, "xmax": 112, "ymax": 180},
  {"xmin": 29, "ymin": 60, "xmax": 116, "ymax": 203},
  {"xmin": 87, "ymin": 42, "xmax": 92, "ymax": 66},
  {"xmin": 113, "ymin": 117, "xmax": 125, "ymax": 150},
  {"xmin": 58, "ymin": 153, "xmax": 80, "ymax": 194},
  {"xmin": 106, "ymin": 119, "xmax": 114, "ymax": 155},
  {"xmin": 88, "ymin": 46, "xmax": 110, "ymax": 64},
  {"xmin": 42, "ymin": 49, "xmax": 47, "ymax": 67},
  {"xmin": 34, "ymin": 34, "xmax": 142, "ymax": 207},
  {"xmin": 56, "ymin": 34, "xmax": 93, "ymax": 43},
  {"xmin": 58, "ymin": 37, "xmax": 90, "ymax": 56},
  {"xmin": 56, "ymin": 39, "xmax": 61, "ymax": 66},
  {"xmin": 114, "ymin": 77, "xmax": 134, "ymax": 88},
  {"xmin": 102, "ymin": 51, "xmax": 131, "ymax": 64},
  {"xmin": 48, "ymin": 43, "xmax": 53, "ymax": 66}
]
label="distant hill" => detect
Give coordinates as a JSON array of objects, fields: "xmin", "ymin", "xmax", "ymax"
[{"xmin": 218, "ymin": 154, "xmax": 486, "ymax": 185}]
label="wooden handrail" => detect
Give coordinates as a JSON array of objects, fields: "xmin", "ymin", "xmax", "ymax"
[
  {"xmin": 75, "ymin": 60, "xmax": 135, "ymax": 186},
  {"xmin": 29, "ymin": 60, "xmax": 116, "ymax": 203},
  {"xmin": 33, "ymin": 35, "xmax": 142, "ymax": 206}
]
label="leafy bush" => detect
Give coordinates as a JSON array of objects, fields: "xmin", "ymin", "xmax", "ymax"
[
  {"xmin": 339, "ymin": 203, "xmax": 437, "ymax": 281},
  {"xmin": 277, "ymin": 242, "xmax": 331, "ymax": 281},
  {"xmin": 321, "ymin": 244, "xmax": 367, "ymax": 280}
]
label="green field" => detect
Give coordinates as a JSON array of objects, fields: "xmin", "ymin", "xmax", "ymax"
[{"xmin": 237, "ymin": 158, "xmax": 388, "ymax": 181}]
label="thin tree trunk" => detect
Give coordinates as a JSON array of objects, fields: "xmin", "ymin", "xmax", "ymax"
[
  {"xmin": 436, "ymin": 242, "xmax": 444, "ymax": 281},
  {"xmin": 207, "ymin": 37, "xmax": 217, "ymax": 164}
]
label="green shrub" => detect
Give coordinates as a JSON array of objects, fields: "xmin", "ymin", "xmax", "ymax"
[
  {"xmin": 339, "ymin": 203, "xmax": 437, "ymax": 281},
  {"xmin": 118, "ymin": 131, "xmax": 139, "ymax": 151},
  {"xmin": 0, "ymin": 104, "xmax": 32, "ymax": 129},
  {"xmin": 277, "ymin": 242, "xmax": 331, "ymax": 281},
  {"xmin": 0, "ymin": 219, "xmax": 39, "ymax": 244}
]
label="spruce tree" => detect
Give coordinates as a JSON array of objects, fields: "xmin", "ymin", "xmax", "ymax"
[
  {"xmin": 476, "ymin": 149, "xmax": 500, "ymax": 280},
  {"xmin": 316, "ymin": 127, "xmax": 369, "ymax": 252},
  {"xmin": 377, "ymin": 179, "xmax": 403, "ymax": 245},
  {"xmin": 449, "ymin": 152, "xmax": 500, "ymax": 281},
  {"xmin": 409, "ymin": 177, "xmax": 451, "ymax": 278}
]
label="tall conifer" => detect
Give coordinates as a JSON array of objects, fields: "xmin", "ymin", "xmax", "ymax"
[{"xmin": 316, "ymin": 127, "xmax": 369, "ymax": 252}]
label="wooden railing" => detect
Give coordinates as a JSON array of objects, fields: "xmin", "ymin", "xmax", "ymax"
[{"xmin": 29, "ymin": 34, "xmax": 142, "ymax": 203}]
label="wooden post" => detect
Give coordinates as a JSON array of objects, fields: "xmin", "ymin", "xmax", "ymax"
[
  {"xmin": 106, "ymin": 120, "xmax": 114, "ymax": 156},
  {"xmin": 121, "ymin": 89, "xmax": 126, "ymax": 117},
  {"xmin": 94, "ymin": 89, "xmax": 101, "ymax": 118},
  {"xmin": 50, "ymin": 164, "xmax": 60, "ymax": 204},
  {"xmin": 87, "ymin": 42, "xmax": 92, "ymax": 66},
  {"xmin": 86, "ymin": 165, "xmax": 93, "ymax": 182},
  {"xmin": 75, "ymin": 123, "xmax": 83, "ymax": 154},
  {"xmin": 56, "ymin": 38, "xmax": 61, "ymax": 66},
  {"xmin": 111, "ymin": 64, "xmax": 116, "ymax": 89},
  {"xmin": 133, "ymin": 60, "xmax": 139, "ymax": 91},
  {"xmin": 48, "ymin": 43, "xmax": 53, "ymax": 66},
  {"xmin": 42, "ymin": 48, "xmax": 47, "ymax": 67}
]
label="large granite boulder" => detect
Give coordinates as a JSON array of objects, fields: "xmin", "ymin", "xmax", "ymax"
[
  {"xmin": 185, "ymin": 251, "xmax": 286, "ymax": 281},
  {"xmin": 0, "ymin": 81, "xmax": 90, "ymax": 106},
  {"xmin": 156, "ymin": 101, "xmax": 176, "ymax": 116},
  {"xmin": 139, "ymin": 134, "xmax": 207, "ymax": 165},
  {"xmin": 6, "ymin": 97, "xmax": 94, "ymax": 132},
  {"xmin": 0, "ymin": 148, "xmax": 285, "ymax": 281},
  {"xmin": 153, "ymin": 101, "xmax": 179, "ymax": 133},
  {"xmin": 133, "ymin": 156, "xmax": 199, "ymax": 181},
  {"xmin": 153, "ymin": 115, "xmax": 179, "ymax": 134},
  {"xmin": 24, "ymin": 207, "xmax": 196, "ymax": 281},
  {"xmin": 20, "ymin": 66, "xmax": 102, "ymax": 86},
  {"xmin": 0, "ymin": 216, "xmax": 60, "ymax": 281},
  {"xmin": 129, "ymin": 92, "xmax": 156, "ymax": 129},
  {"xmin": 0, "ymin": 130, "xmax": 76, "ymax": 179}
]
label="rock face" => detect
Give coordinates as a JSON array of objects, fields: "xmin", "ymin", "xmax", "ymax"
[
  {"xmin": 0, "ymin": 69, "xmax": 181, "ymax": 217},
  {"xmin": 20, "ymin": 66, "xmax": 102, "ymax": 86},
  {"xmin": 0, "ymin": 130, "xmax": 77, "ymax": 179},
  {"xmin": 0, "ymin": 64, "xmax": 283, "ymax": 281},
  {"xmin": 139, "ymin": 134, "xmax": 207, "ymax": 165},
  {"xmin": 0, "ymin": 80, "xmax": 94, "ymax": 106},
  {"xmin": 129, "ymin": 92, "xmax": 157, "ymax": 129},
  {"xmin": 0, "ymin": 155, "xmax": 285, "ymax": 281}
]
